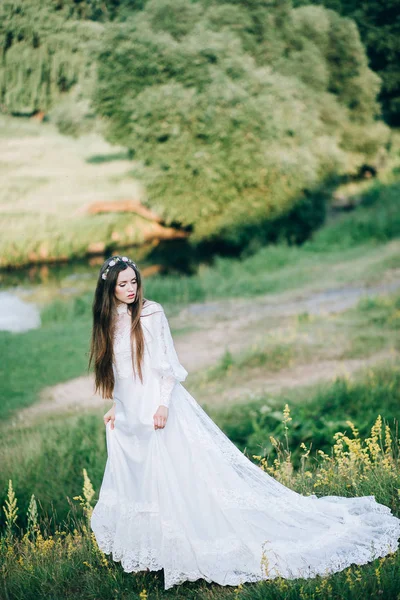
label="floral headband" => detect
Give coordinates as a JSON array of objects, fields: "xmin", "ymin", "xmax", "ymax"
[{"xmin": 101, "ymin": 256, "xmax": 137, "ymax": 280}]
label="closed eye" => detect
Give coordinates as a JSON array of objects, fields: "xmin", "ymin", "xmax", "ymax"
[{"xmin": 119, "ymin": 279, "xmax": 137, "ymax": 286}]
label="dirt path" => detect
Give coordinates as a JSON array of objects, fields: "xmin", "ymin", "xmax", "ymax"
[
  {"xmin": 205, "ymin": 349, "xmax": 398, "ymax": 406},
  {"xmin": 16, "ymin": 276, "xmax": 400, "ymax": 423},
  {"xmin": 174, "ymin": 275, "xmax": 400, "ymax": 372}
]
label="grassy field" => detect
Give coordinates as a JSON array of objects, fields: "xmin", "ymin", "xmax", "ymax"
[
  {"xmin": 1, "ymin": 236, "xmax": 399, "ymax": 421},
  {"xmin": 1, "ymin": 358, "xmax": 399, "ymax": 531},
  {"xmin": 1, "ymin": 400, "xmax": 399, "ymax": 600}
]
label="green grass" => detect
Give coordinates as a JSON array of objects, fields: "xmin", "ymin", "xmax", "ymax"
[
  {"xmin": 205, "ymin": 343, "xmax": 306, "ymax": 382},
  {"xmin": 2, "ymin": 530, "xmax": 399, "ymax": 599},
  {"xmin": 1, "ymin": 362, "xmax": 399, "ymax": 532},
  {"xmin": 340, "ymin": 294, "xmax": 400, "ymax": 358},
  {"xmin": 0, "ymin": 211, "xmax": 151, "ymax": 269},
  {"xmin": 307, "ymin": 180, "xmax": 400, "ymax": 251},
  {"xmin": 1, "ymin": 398, "xmax": 399, "ymax": 600},
  {"xmin": 188, "ymin": 290, "xmax": 400, "ymax": 406},
  {"xmin": 0, "ymin": 412, "xmax": 106, "ymax": 530},
  {"xmin": 341, "ymin": 332, "xmax": 389, "ymax": 358},
  {"xmin": 209, "ymin": 363, "xmax": 400, "ymax": 461},
  {"xmin": 0, "ymin": 315, "xmax": 91, "ymax": 419}
]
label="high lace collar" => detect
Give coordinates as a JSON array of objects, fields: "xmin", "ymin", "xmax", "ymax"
[{"xmin": 115, "ymin": 302, "xmax": 129, "ymax": 315}]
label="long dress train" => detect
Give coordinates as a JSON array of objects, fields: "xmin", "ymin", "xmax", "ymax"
[{"xmin": 90, "ymin": 300, "xmax": 400, "ymax": 590}]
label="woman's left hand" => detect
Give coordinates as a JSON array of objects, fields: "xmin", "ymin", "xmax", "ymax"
[{"xmin": 153, "ymin": 405, "xmax": 168, "ymax": 430}]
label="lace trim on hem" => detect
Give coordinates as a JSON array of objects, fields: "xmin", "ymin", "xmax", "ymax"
[
  {"xmin": 91, "ymin": 499, "xmax": 400, "ymax": 590},
  {"xmin": 93, "ymin": 529, "xmax": 400, "ymax": 591}
]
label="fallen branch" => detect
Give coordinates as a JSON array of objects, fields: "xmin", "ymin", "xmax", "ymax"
[{"xmin": 84, "ymin": 200, "xmax": 162, "ymax": 222}]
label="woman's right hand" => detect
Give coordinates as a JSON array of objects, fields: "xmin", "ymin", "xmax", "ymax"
[{"xmin": 103, "ymin": 403, "xmax": 116, "ymax": 429}]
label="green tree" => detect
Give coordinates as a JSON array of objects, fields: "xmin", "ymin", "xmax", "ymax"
[
  {"xmin": 0, "ymin": 0, "xmax": 104, "ymax": 115},
  {"xmin": 293, "ymin": 0, "xmax": 400, "ymax": 125},
  {"xmin": 93, "ymin": 0, "xmax": 387, "ymax": 245}
]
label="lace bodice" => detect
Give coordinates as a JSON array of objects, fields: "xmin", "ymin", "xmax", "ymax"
[
  {"xmin": 113, "ymin": 302, "xmax": 134, "ymax": 378},
  {"xmin": 112, "ymin": 300, "xmax": 188, "ymax": 407}
]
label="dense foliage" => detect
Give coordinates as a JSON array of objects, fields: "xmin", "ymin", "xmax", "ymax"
[
  {"xmin": 93, "ymin": 0, "xmax": 388, "ymax": 245},
  {"xmin": 0, "ymin": 1, "xmax": 104, "ymax": 116},
  {"xmin": 293, "ymin": 0, "xmax": 400, "ymax": 125},
  {"xmin": 0, "ymin": 0, "xmax": 147, "ymax": 117},
  {"xmin": 0, "ymin": 0, "xmax": 393, "ymax": 246}
]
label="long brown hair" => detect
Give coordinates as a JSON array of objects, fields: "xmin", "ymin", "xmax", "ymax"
[{"xmin": 88, "ymin": 256, "xmax": 146, "ymax": 399}]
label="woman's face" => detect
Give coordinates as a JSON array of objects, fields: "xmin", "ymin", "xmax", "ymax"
[{"xmin": 114, "ymin": 266, "xmax": 138, "ymax": 305}]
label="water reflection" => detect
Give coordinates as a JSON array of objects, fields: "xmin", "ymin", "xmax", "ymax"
[{"xmin": 0, "ymin": 291, "xmax": 41, "ymax": 333}]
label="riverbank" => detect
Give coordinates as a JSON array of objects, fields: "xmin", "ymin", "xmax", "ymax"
[{"xmin": 0, "ymin": 115, "xmax": 186, "ymax": 270}]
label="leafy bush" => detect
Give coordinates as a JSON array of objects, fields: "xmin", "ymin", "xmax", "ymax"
[
  {"xmin": 294, "ymin": 0, "xmax": 400, "ymax": 125},
  {"xmin": 0, "ymin": 1, "xmax": 103, "ymax": 114}
]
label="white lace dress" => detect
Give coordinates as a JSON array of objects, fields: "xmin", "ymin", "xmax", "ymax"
[{"xmin": 90, "ymin": 300, "xmax": 400, "ymax": 590}]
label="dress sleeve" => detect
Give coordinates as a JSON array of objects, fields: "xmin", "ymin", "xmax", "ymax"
[{"xmin": 151, "ymin": 307, "xmax": 188, "ymax": 408}]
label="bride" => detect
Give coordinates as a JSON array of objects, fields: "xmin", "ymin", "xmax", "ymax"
[{"xmin": 89, "ymin": 255, "xmax": 400, "ymax": 590}]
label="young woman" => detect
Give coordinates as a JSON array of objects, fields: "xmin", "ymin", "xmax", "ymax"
[{"xmin": 89, "ymin": 255, "xmax": 400, "ymax": 591}]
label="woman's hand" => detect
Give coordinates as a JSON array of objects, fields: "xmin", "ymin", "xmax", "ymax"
[
  {"xmin": 103, "ymin": 403, "xmax": 116, "ymax": 430},
  {"xmin": 153, "ymin": 405, "xmax": 168, "ymax": 430}
]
